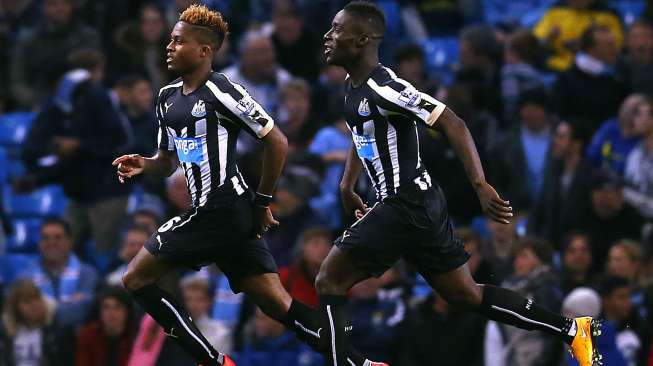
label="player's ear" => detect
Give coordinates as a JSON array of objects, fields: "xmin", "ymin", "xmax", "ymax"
[{"xmin": 356, "ymin": 34, "xmax": 369, "ymax": 47}]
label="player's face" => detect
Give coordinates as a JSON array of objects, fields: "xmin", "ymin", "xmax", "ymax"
[
  {"xmin": 166, "ymin": 21, "xmax": 204, "ymax": 74},
  {"xmin": 324, "ymin": 10, "xmax": 360, "ymax": 66}
]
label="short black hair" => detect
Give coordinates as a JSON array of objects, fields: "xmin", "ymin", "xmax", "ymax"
[
  {"xmin": 518, "ymin": 87, "xmax": 552, "ymax": 111},
  {"xmin": 115, "ymin": 74, "xmax": 148, "ymax": 89},
  {"xmin": 343, "ymin": 1, "xmax": 386, "ymax": 35},
  {"xmin": 41, "ymin": 216, "xmax": 72, "ymax": 237},
  {"xmin": 460, "ymin": 24, "xmax": 502, "ymax": 64},
  {"xmin": 395, "ymin": 44, "xmax": 425, "ymax": 65},
  {"xmin": 599, "ymin": 275, "xmax": 631, "ymax": 297}
]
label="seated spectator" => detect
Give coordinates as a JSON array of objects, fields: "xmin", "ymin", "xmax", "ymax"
[
  {"xmin": 618, "ymin": 20, "xmax": 653, "ymax": 94},
  {"xmin": 578, "ymin": 170, "xmax": 645, "ymax": 268},
  {"xmin": 606, "ymin": 240, "xmax": 649, "ymax": 319},
  {"xmin": 279, "ymin": 227, "xmax": 332, "ymax": 308},
  {"xmin": 486, "ymin": 215, "xmax": 519, "ymax": 283},
  {"xmin": 600, "ymin": 276, "xmax": 651, "ymax": 366},
  {"xmin": 312, "ymin": 65, "xmax": 347, "ymax": 124},
  {"xmin": 397, "ymin": 291, "xmax": 487, "ymax": 366},
  {"xmin": 457, "ymin": 227, "xmax": 497, "ymax": 285},
  {"xmin": 624, "ymin": 96, "xmax": 653, "ymax": 219},
  {"xmin": 0, "ymin": 279, "xmax": 73, "ymax": 366},
  {"xmin": 75, "ymin": 286, "xmax": 136, "ymax": 366},
  {"xmin": 114, "ymin": 75, "xmax": 157, "ymax": 157},
  {"xmin": 109, "ymin": 3, "xmax": 170, "ymax": 89},
  {"xmin": 181, "ymin": 276, "xmax": 232, "ymax": 353},
  {"xmin": 484, "ymin": 237, "xmax": 563, "ymax": 366},
  {"xmin": 277, "ymin": 79, "xmax": 315, "ymax": 151},
  {"xmin": 222, "ymin": 32, "xmax": 292, "ymax": 118},
  {"xmin": 560, "ymin": 232, "xmax": 595, "ymax": 295},
  {"xmin": 236, "ymin": 307, "xmax": 322, "ymax": 366},
  {"xmin": 394, "ymin": 44, "xmax": 439, "ymax": 96},
  {"xmin": 131, "ymin": 209, "xmax": 160, "ymax": 235},
  {"xmin": 562, "ymin": 287, "xmax": 628, "ymax": 366},
  {"xmin": 501, "ymin": 29, "xmax": 548, "ymax": 126},
  {"xmin": 106, "ymin": 225, "xmax": 150, "ymax": 286},
  {"xmin": 165, "ymin": 168, "xmax": 192, "ymax": 217},
  {"xmin": 554, "ymin": 25, "xmax": 628, "ymax": 141},
  {"xmin": 490, "ymin": 89, "xmax": 554, "ymax": 212},
  {"xmin": 9, "ymin": 0, "xmax": 101, "ymax": 108},
  {"xmin": 21, "ymin": 217, "xmax": 99, "ymax": 330},
  {"xmin": 586, "ymin": 93, "xmax": 645, "ymax": 175},
  {"xmin": 308, "ymin": 116, "xmax": 350, "ymax": 229},
  {"xmin": 529, "ymin": 120, "xmax": 593, "ymax": 245},
  {"xmin": 533, "ymin": 0, "xmax": 623, "ymax": 71}
]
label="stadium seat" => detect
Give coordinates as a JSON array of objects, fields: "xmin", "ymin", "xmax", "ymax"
[
  {"xmin": 5, "ymin": 217, "xmax": 43, "ymax": 253},
  {"xmin": 609, "ymin": 0, "xmax": 645, "ymax": 26},
  {"xmin": 421, "ymin": 37, "xmax": 459, "ymax": 86},
  {"xmin": 3, "ymin": 184, "xmax": 68, "ymax": 218},
  {"xmin": 0, "ymin": 253, "xmax": 39, "ymax": 284},
  {"xmin": 0, "ymin": 112, "xmax": 36, "ymax": 147},
  {"xmin": 0, "ymin": 147, "xmax": 7, "ymax": 183},
  {"xmin": 377, "ymin": 0, "xmax": 402, "ymax": 36}
]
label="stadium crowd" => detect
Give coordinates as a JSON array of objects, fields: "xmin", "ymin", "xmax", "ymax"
[{"xmin": 1, "ymin": 0, "xmax": 653, "ymax": 365}]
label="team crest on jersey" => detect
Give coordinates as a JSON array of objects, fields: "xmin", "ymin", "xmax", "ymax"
[
  {"xmin": 358, "ymin": 98, "xmax": 371, "ymax": 116},
  {"xmin": 398, "ymin": 87, "xmax": 421, "ymax": 108},
  {"xmin": 191, "ymin": 100, "xmax": 206, "ymax": 117}
]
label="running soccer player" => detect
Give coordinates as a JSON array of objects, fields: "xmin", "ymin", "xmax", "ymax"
[
  {"xmin": 316, "ymin": 2, "xmax": 601, "ymax": 366},
  {"xmin": 113, "ymin": 5, "xmax": 385, "ymax": 366}
]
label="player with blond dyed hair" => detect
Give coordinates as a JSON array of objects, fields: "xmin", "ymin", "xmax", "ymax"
[{"xmin": 113, "ymin": 5, "xmax": 386, "ymax": 366}]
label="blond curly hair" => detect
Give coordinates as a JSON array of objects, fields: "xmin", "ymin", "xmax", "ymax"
[{"xmin": 179, "ymin": 4, "xmax": 229, "ymax": 48}]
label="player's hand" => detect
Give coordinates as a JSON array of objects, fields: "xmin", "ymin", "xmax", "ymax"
[
  {"xmin": 476, "ymin": 182, "xmax": 512, "ymax": 224},
  {"xmin": 112, "ymin": 154, "xmax": 146, "ymax": 183},
  {"xmin": 253, "ymin": 206, "xmax": 279, "ymax": 239},
  {"xmin": 340, "ymin": 189, "xmax": 368, "ymax": 219}
]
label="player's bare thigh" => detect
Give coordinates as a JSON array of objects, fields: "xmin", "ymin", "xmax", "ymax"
[
  {"xmin": 122, "ymin": 246, "xmax": 175, "ymax": 291},
  {"xmin": 315, "ymin": 245, "xmax": 371, "ymax": 295}
]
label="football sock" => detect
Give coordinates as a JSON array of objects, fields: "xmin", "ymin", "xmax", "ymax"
[{"xmin": 319, "ymin": 295, "xmax": 352, "ymax": 366}]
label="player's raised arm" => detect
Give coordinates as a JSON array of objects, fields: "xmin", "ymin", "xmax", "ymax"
[
  {"xmin": 339, "ymin": 145, "xmax": 367, "ymax": 218},
  {"xmin": 433, "ymin": 107, "xmax": 513, "ymax": 224}
]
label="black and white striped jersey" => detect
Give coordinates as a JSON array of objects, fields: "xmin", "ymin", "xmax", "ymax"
[
  {"xmin": 344, "ymin": 64, "xmax": 447, "ymax": 200},
  {"xmin": 156, "ymin": 72, "xmax": 274, "ymax": 207}
]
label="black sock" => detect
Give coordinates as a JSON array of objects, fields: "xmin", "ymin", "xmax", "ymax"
[
  {"xmin": 286, "ymin": 300, "xmax": 367, "ymax": 365},
  {"xmin": 479, "ymin": 285, "xmax": 576, "ymax": 344},
  {"xmin": 319, "ymin": 295, "xmax": 352, "ymax": 366},
  {"xmin": 131, "ymin": 284, "xmax": 224, "ymax": 365}
]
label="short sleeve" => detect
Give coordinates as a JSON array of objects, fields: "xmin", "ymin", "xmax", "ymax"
[
  {"xmin": 206, "ymin": 76, "xmax": 274, "ymax": 139},
  {"xmin": 367, "ymin": 75, "xmax": 446, "ymax": 126},
  {"xmin": 155, "ymin": 94, "xmax": 175, "ymax": 151}
]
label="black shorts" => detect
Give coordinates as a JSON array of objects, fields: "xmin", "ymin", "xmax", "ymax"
[
  {"xmin": 144, "ymin": 194, "xmax": 278, "ymax": 293},
  {"xmin": 335, "ymin": 186, "xmax": 469, "ymax": 278}
]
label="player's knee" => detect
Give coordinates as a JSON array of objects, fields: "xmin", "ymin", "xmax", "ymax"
[{"xmin": 122, "ymin": 268, "xmax": 150, "ymax": 292}]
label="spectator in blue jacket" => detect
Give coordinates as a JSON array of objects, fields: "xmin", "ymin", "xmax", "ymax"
[{"xmin": 17, "ymin": 217, "xmax": 98, "ymax": 330}]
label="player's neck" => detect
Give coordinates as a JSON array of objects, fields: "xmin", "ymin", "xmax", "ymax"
[
  {"xmin": 346, "ymin": 54, "xmax": 379, "ymax": 87},
  {"xmin": 181, "ymin": 64, "xmax": 212, "ymax": 95}
]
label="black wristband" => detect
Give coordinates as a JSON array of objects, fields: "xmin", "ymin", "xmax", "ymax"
[{"xmin": 254, "ymin": 192, "xmax": 273, "ymax": 207}]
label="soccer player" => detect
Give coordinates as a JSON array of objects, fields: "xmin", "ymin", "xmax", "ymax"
[
  {"xmin": 317, "ymin": 2, "xmax": 601, "ymax": 366},
  {"xmin": 113, "ymin": 5, "xmax": 384, "ymax": 366}
]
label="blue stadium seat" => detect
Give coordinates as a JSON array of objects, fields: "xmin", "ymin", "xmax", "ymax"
[
  {"xmin": 0, "ymin": 112, "xmax": 36, "ymax": 147},
  {"xmin": 421, "ymin": 37, "xmax": 459, "ymax": 85},
  {"xmin": 609, "ymin": 0, "xmax": 646, "ymax": 26},
  {"xmin": 5, "ymin": 218, "xmax": 43, "ymax": 253},
  {"xmin": 0, "ymin": 253, "xmax": 39, "ymax": 284},
  {"xmin": 376, "ymin": 0, "xmax": 402, "ymax": 36},
  {"xmin": 3, "ymin": 184, "xmax": 68, "ymax": 218},
  {"xmin": 0, "ymin": 147, "xmax": 7, "ymax": 183}
]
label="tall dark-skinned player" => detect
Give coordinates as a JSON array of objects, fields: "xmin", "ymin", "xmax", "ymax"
[
  {"xmin": 315, "ymin": 2, "xmax": 602, "ymax": 366},
  {"xmin": 113, "ymin": 5, "xmax": 386, "ymax": 366}
]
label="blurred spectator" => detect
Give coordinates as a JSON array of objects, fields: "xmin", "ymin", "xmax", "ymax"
[
  {"xmin": 279, "ymin": 226, "xmax": 332, "ymax": 308},
  {"xmin": 458, "ymin": 227, "xmax": 497, "ymax": 285},
  {"xmin": 106, "ymin": 225, "xmax": 150, "ymax": 286},
  {"xmin": 114, "ymin": 75, "xmax": 157, "ymax": 157},
  {"xmin": 181, "ymin": 276, "xmax": 232, "ymax": 353},
  {"xmin": 0, "ymin": 279, "xmax": 72, "ymax": 366},
  {"xmin": 312, "ymin": 65, "xmax": 347, "ymax": 124},
  {"xmin": 397, "ymin": 291, "xmax": 486, "ymax": 366},
  {"xmin": 501, "ymin": 29, "xmax": 548, "ymax": 126},
  {"xmin": 278, "ymin": 79, "xmax": 315, "ymax": 151},
  {"xmin": 165, "ymin": 168, "xmax": 192, "ymax": 217},
  {"xmin": 9, "ymin": 0, "xmax": 101, "ymax": 109},
  {"xmin": 562, "ymin": 287, "xmax": 629, "ymax": 366},
  {"xmin": 75, "ymin": 286, "xmax": 136, "ymax": 366},
  {"xmin": 455, "ymin": 24, "xmax": 503, "ymax": 121},
  {"xmin": 131, "ymin": 209, "xmax": 160, "ymax": 235},
  {"xmin": 109, "ymin": 3, "xmax": 170, "ymax": 90},
  {"xmin": 400, "ymin": 0, "xmax": 471, "ymax": 36},
  {"xmin": 222, "ymin": 32, "xmax": 292, "ymax": 117},
  {"xmin": 533, "ymin": 0, "xmax": 623, "ymax": 72},
  {"xmin": 529, "ymin": 120, "xmax": 592, "ymax": 245},
  {"xmin": 486, "ymin": 216, "xmax": 519, "ymax": 283},
  {"xmin": 236, "ymin": 307, "xmax": 322, "ymax": 366},
  {"xmin": 600, "ymin": 276, "xmax": 651, "ymax": 366},
  {"xmin": 265, "ymin": 167, "xmax": 321, "ymax": 266},
  {"xmin": 394, "ymin": 44, "xmax": 439, "ymax": 96},
  {"xmin": 308, "ymin": 117, "xmax": 350, "ymax": 229},
  {"xmin": 22, "ymin": 218, "xmax": 99, "ymax": 329},
  {"xmin": 489, "ymin": 89, "xmax": 554, "ymax": 212},
  {"xmin": 348, "ymin": 269, "xmax": 406, "ymax": 363},
  {"xmin": 606, "ymin": 240, "xmax": 649, "ymax": 317},
  {"xmin": 20, "ymin": 50, "xmax": 134, "ymax": 255},
  {"xmin": 560, "ymin": 232, "xmax": 595, "ymax": 295},
  {"xmin": 578, "ymin": 169, "xmax": 645, "ymax": 268},
  {"xmin": 484, "ymin": 237, "xmax": 563, "ymax": 366},
  {"xmin": 554, "ymin": 25, "xmax": 628, "ymax": 141},
  {"xmin": 586, "ymin": 93, "xmax": 645, "ymax": 175},
  {"xmin": 618, "ymin": 20, "xmax": 653, "ymax": 94},
  {"xmin": 623, "ymin": 96, "xmax": 653, "ymax": 220},
  {"xmin": 270, "ymin": 2, "xmax": 321, "ymax": 83}
]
